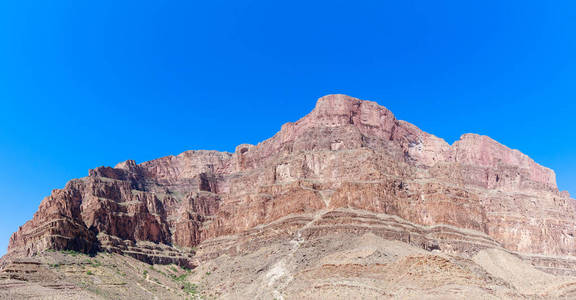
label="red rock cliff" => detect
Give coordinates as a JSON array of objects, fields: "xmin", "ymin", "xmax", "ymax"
[{"xmin": 6, "ymin": 94, "xmax": 574, "ymax": 267}]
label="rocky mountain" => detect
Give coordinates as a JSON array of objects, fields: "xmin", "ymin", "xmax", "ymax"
[{"xmin": 2, "ymin": 94, "xmax": 576, "ymax": 299}]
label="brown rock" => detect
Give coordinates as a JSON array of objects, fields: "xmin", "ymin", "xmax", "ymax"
[{"xmin": 4, "ymin": 94, "xmax": 575, "ymax": 271}]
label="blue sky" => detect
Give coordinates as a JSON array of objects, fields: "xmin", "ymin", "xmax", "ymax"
[{"xmin": 0, "ymin": 1, "xmax": 575, "ymax": 256}]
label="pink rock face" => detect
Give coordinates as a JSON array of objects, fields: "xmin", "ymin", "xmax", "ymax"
[
  {"xmin": 451, "ymin": 134, "xmax": 557, "ymax": 189},
  {"xmin": 5, "ymin": 94, "xmax": 575, "ymax": 267}
]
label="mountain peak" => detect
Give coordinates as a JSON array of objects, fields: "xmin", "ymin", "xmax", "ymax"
[{"xmin": 2, "ymin": 95, "xmax": 574, "ymax": 299}]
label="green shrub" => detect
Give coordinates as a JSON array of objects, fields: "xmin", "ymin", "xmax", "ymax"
[
  {"xmin": 182, "ymin": 282, "xmax": 198, "ymax": 295},
  {"xmin": 90, "ymin": 259, "xmax": 101, "ymax": 267},
  {"xmin": 171, "ymin": 273, "xmax": 188, "ymax": 282}
]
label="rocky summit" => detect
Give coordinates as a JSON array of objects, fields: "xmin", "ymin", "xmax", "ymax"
[{"xmin": 2, "ymin": 94, "xmax": 576, "ymax": 299}]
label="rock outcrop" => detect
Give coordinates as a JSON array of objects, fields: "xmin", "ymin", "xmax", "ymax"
[{"xmin": 3, "ymin": 94, "xmax": 574, "ymax": 275}]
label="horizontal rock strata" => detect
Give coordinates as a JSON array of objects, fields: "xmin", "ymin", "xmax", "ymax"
[{"xmin": 4, "ymin": 94, "xmax": 574, "ymax": 273}]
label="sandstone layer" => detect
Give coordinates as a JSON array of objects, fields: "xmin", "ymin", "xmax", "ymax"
[{"xmin": 1, "ymin": 94, "xmax": 575, "ymax": 298}]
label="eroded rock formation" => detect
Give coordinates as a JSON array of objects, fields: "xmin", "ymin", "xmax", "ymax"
[{"xmin": 4, "ymin": 94, "xmax": 574, "ymax": 273}]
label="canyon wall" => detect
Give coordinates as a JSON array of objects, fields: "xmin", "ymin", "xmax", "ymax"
[{"xmin": 5, "ymin": 94, "xmax": 574, "ymax": 269}]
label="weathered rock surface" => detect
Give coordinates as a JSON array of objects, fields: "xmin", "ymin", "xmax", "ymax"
[
  {"xmin": 2, "ymin": 94, "xmax": 575, "ymax": 298},
  {"xmin": 191, "ymin": 224, "xmax": 576, "ymax": 299},
  {"xmin": 5, "ymin": 230, "xmax": 576, "ymax": 300},
  {"xmin": 0, "ymin": 251, "xmax": 199, "ymax": 299}
]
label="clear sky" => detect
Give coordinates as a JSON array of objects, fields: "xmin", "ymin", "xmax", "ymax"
[{"xmin": 0, "ymin": 1, "xmax": 575, "ymax": 256}]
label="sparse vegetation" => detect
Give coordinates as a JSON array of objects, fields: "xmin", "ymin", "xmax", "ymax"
[
  {"xmin": 171, "ymin": 273, "xmax": 188, "ymax": 282},
  {"xmin": 5, "ymin": 246, "xmax": 204, "ymax": 299},
  {"xmin": 168, "ymin": 271, "xmax": 198, "ymax": 296},
  {"xmin": 205, "ymin": 271, "xmax": 211, "ymax": 276},
  {"xmin": 62, "ymin": 249, "xmax": 82, "ymax": 257},
  {"xmin": 84, "ymin": 258, "xmax": 101, "ymax": 267},
  {"xmin": 148, "ymin": 265, "xmax": 168, "ymax": 276},
  {"xmin": 91, "ymin": 259, "xmax": 101, "ymax": 267},
  {"xmin": 181, "ymin": 282, "xmax": 198, "ymax": 296},
  {"xmin": 165, "ymin": 270, "xmax": 199, "ymax": 296},
  {"xmin": 86, "ymin": 286, "xmax": 104, "ymax": 297}
]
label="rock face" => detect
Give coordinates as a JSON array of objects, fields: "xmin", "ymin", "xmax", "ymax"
[{"xmin": 3, "ymin": 94, "xmax": 575, "ymax": 273}]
